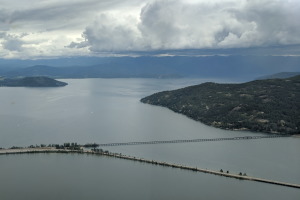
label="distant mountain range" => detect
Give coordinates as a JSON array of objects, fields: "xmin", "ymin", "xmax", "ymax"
[
  {"xmin": 141, "ymin": 75, "xmax": 300, "ymax": 135},
  {"xmin": 1, "ymin": 55, "xmax": 300, "ymax": 80},
  {"xmin": 0, "ymin": 77, "xmax": 67, "ymax": 87},
  {"xmin": 0, "ymin": 64, "xmax": 181, "ymax": 79},
  {"xmin": 256, "ymin": 72, "xmax": 300, "ymax": 80}
]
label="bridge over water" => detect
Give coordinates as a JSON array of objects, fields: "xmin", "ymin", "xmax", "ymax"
[{"xmin": 98, "ymin": 135, "xmax": 289, "ymax": 147}]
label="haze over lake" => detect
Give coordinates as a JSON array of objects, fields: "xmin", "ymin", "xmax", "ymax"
[
  {"xmin": 1, "ymin": 78, "xmax": 299, "ymax": 199},
  {"xmin": 1, "ymin": 0, "xmax": 300, "ymax": 199}
]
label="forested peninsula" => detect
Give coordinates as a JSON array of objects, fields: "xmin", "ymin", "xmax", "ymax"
[
  {"xmin": 141, "ymin": 75, "xmax": 300, "ymax": 134},
  {"xmin": 0, "ymin": 76, "xmax": 67, "ymax": 87}
]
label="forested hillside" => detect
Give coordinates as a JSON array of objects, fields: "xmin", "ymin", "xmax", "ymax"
[{"xmin": 141, "ymin": 76, "xmax": 300, "ymax": 134}]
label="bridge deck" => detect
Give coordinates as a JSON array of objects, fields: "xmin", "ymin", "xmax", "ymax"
[{"xmin": 98, "ymin": 135, "xmax": 289, "ymax": 146}]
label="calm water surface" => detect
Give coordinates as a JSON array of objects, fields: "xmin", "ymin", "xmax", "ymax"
[
  {"xmin": 0, "ymin": 78, "xmax": 299, "ymax": 199},
  {"xmin": 1, "ymin": 154, "xmax": 299, "ymax": 200}
]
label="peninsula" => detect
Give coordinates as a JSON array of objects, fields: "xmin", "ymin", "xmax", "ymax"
[
  {"xmin": 1, "ymin": 141, "xmax": 299, "ymax": 189},
  {"xmin": 141, "ymin": 75, "xmax": 300, "ymax": 134},
  {"xmin": 0, "ymin": 76, "xmax": 67, "ymax": 87}
]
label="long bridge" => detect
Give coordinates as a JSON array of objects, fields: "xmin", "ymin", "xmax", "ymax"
[{"xmin": 97, "ymin": 135, "xmax": 289, "ymax": 147}]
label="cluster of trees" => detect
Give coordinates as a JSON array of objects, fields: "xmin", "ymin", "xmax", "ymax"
[
  {"xmin": 83, "ymin": 143, "xmax": 99, "ymax": 148},
  {"xmin": 141, "ymin": 75, "xmax": 300, "ymax": 134},
  {"xmin": 58, "ymin": 143, "xmax": 81, "ymax": 150},
  {"xmin": 25, "ymin": 143, "xmax": 81, "ymax": 150},
  {"xmin": 91, "ymin": 148, "xmax": 110, "ymax": 154},
  {"xmin": 5, "ymin": 143, "xmax": 106, "ymax": 150},
  {"xmin": 9, "ymin": 146, "xmax": 24, "ymax": 149},
  {"xmin": 2, "ymin": 143, "xmax": 111, "ymax": 153}
]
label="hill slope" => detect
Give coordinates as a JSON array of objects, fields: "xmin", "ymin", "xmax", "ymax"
[
  {"xmin": 0, "ymin": 77, "xmax": 67, "ymax": 87},
  {"xmin": 141, "ymin": 76, "xmax": 300, "ymax": 134}
]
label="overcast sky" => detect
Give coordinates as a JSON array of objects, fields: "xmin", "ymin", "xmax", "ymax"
[{"xmin": 1, "ymin": 0, "xmax": 300, "ymax": 59}]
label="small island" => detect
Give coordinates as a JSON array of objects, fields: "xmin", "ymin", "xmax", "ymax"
[
  {"xmin": 141, "ymin": 75, "xmax": 300, "ymax": 135},
  {"xmin": 0, "ymin": 76, "xmax": 67, "ymax": 87}
]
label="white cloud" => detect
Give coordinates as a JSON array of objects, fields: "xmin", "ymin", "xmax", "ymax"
[
  {"xmin": 0, "ymin": 32, "xmax": 25, "ymax": 52},
  {"xmin": 1, "ymin": 0, "xmax": 300, "ymax": 58},
  {"xmin": 0, "ymin": 0, "xmax": 146, "ymax": 58},
  {"xmin": 71, "ymin": 0, "xmax": 300, "ymax": 52},
  {"xmin": 0, "ymin": 31, "xmax": 89, "ymax": 59},
  {"xmin": 81, "ymin": 13, "xmax": 143, "ymax": 51}
]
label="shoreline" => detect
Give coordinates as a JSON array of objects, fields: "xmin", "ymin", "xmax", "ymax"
[
  {"xmin": 292, "ymin": 134, "xmax": 300, "ymax": 138},
  {"xmin": 1, "ymin": 147, "xmax": 299, "ymax": 189}
]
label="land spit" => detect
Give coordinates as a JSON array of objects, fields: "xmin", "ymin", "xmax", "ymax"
[{"xmin": 1, "ymin": 147, "xmax": 300, "ymax": 189}]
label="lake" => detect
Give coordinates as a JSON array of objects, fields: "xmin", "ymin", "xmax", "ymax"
[{"xmin": 0, "ymin": 78, "xmax": 299, "ymax": 199}]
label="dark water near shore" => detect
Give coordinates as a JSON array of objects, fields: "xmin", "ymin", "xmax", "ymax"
[{"xmin": 0, "ymin": 78, "xmax": 299, "ymax": 199}]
